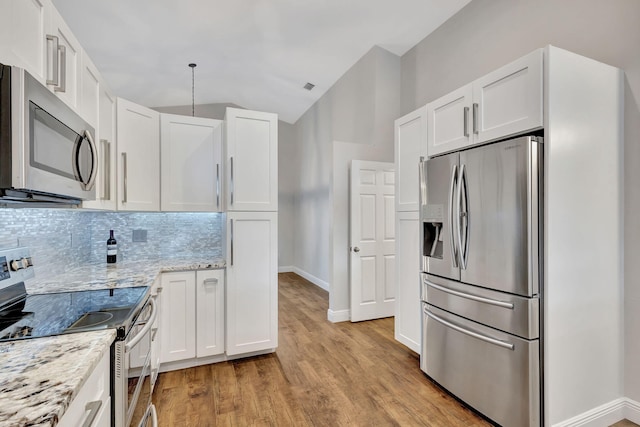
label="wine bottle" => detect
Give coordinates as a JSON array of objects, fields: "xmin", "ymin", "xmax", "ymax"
[{"xmin": 107, "ymin": 230, "xmax": 117, "ymax": 263}]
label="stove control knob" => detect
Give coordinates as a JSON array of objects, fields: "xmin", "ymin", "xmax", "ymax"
[
  {"xmin": 10, "ymin": 258, "xmax": 31, "ymax": 271},
  {"xmin": 10, "ymin": 260, "xmax": 20, "ymax": 271}
]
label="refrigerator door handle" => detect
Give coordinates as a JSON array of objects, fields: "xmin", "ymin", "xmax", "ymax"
[
  {"xmin": 456, "ymin": 164, "xmax": 468, "ymax": 269},
  {"xmin": 424, "ymin": 307, "xmax": 515, "ymax": 350},
  {"xmin": 449, "ymin": 164, "xmax": 459, "ymax": 268}
]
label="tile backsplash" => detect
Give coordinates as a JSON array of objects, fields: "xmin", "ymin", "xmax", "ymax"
[{"xmin": 0, "ymin": 209, "xmax": 224, "ymax": 278}]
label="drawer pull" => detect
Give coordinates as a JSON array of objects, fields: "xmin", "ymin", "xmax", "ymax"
[
  {"xmin": 424, "ymin": 279, "xmax": 514, "ymax": 309},
  {"xmin": 82, "ymin": 400, "xmax": 102, "ymax": 427},
  {"xmin": 425, "ymin": 308, "xmax": 514, "ymax": 350},
  {"xmin": 203, "ymin": 278, "xmax": 219, "ymax": 286}
]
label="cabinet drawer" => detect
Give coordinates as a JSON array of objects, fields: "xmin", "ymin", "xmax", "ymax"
[
  {"xmin": 421, "ymin": 304, "xmax": 539, "ymax": 427},
  {"xmin": 422, "ymin": 274, "xmax": 538, "ymax": 339},
  {"xmin": 58, "ymin": 348, "xmax": 110, "ymax": 427}
]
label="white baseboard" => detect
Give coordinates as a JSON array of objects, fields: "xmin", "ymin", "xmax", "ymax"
[
  {"xmin": 327, "ymin": 308, "xmax": 350, "ymax": 323},
  {"xmin": 291, "ymin": 266, "xmax": 330, "ymax": 291},
  {"xmin": 552, "ymin": 397, "xmax": 640, "ymax": 427},
  {"xmin": 278, "ymin": 266, "xmax": 293, "ymax": 273}
]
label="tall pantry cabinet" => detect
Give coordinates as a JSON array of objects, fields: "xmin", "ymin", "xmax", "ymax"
[
  {"xmin": 394, "ymin": 106, "xmax": 427, "ymax": 354},
  {"xmin": 224, "ymin": 108, "xmax": 279, "ymax": 355}
]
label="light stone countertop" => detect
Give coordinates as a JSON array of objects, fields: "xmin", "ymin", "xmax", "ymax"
[
  {"xmin": 0, "ymin": 257, "xmax": 226, "ymax": 426},
  {"xmin": 26, "ymin": 257, "xmax": 226, "ymax": 294},
  {"xmin": 0, "ymin": 330, "xmax": 116, "ymax": 427}
]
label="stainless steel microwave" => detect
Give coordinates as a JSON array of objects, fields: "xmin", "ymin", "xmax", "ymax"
[{"xmin": 0, "ymin": 63, "xmax": 97, "ymax": 204}]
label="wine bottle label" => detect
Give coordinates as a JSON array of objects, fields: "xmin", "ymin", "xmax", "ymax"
[{"xmin": 107, "ymin": 244, "xmax": 117, "ymax": 256}]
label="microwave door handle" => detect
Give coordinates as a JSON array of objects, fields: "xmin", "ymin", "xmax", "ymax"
[
  {"xmin": 125, "ymin": 298, "xmax": 157, "ymax": 353},
  {"xmin": 456, "ymin": 164, "xmax": 468, "ymax": 269},
  {"xmin": 449, "ymin": 164, "xmax": 458, "ymax": 268},
  {"xmin": 82, "ymin": 130, "xmax": 98, "ymax": 191}
]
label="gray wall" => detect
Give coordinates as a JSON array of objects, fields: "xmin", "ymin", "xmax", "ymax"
[
  {"xmin": 400, "ymin": 0, "xmax": 640, "ymax": 405},
  {"xmin": 292, "ymin": 46, "xmax": 400, "ymax": 313}
]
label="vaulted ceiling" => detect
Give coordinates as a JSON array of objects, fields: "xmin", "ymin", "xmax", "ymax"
[{"xmin": 52, "ymin": 0, "xmax": 471, "ymax": 123}]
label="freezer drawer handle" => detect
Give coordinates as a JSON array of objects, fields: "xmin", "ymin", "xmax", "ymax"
[
  {"xmin": 425, "ymin": 308, "xmax": 515, "ymax": 351},
  {"xmin": 424, "ymin": 279, "xmax": 514, "ymax": 309}
]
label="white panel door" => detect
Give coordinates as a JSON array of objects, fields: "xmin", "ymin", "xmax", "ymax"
[
  {"xmin": 473, "ymin": 49, "xmax": 543, "ymax": 143},
  {"xmin": 350, "ymin": 160, "xmax": 395, "ymax": 322},
  {"xmin": 427, "ymin": 85, "xmax": 472, "ymax": 157},
  {"xmin": 79, "ymin": 51, "xmax": 99, "ymax": 129},
  {"xmin": 0, "ymin": 0, "xmax": 50, "ymax": 83},
  {"xmin": 395, "ymin": 106, "xmax": 427, "ymax": 211},
  {"xmin": 225, "ymin": 108, "xmax": 278, "ymax": 211},
  {"xmin": 394, "ymin": 211, "xmax": 421, "ymax": 353},
  {"xmin": 116, "ymin": 97, "xmax": 160, "ymax": 211},
  {"xmin": 160, "ymin": 114, "xmax": 223, "ymax": 212},
  {"xmin": 196, "ymin": 269, "xmax": 225, "ymax": 357},
  {"xmin": 160, "ymin": 272, "xmax": 196, "ymax": 363},
  {"xmin": 226, "ymin": 211, "xmax": 278, "ymax": 355}
]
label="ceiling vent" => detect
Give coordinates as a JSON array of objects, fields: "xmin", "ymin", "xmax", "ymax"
[{"xmin": 303, "ymin": 82, "xmax": 315, "ymax": 91}]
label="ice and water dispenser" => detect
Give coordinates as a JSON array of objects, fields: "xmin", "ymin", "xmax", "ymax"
[{"xmin": 421, "ymin": 203, "xmax": 444, "ymax": 271}]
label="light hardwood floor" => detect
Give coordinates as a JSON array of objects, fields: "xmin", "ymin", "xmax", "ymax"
[{"xmin": 153, "ymin": 272, "xmax": 490, "ymax": 426}]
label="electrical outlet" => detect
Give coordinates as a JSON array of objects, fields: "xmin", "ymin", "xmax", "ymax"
[{"xmin": 132, "ymin": 229, "xmax": 147, "ymax": 243}]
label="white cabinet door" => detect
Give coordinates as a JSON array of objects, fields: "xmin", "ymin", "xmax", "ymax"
[
  {"xmin": 394, "ymin": 211, "xmax": 421, "ymax": 353},
  {"xmin": 46, "ymin": 7, "xmax": 80, "ymax": 109},
  {"xmin": 79, "ymin": 51, "xmax": 100, "ymax": 129},
  {"xmin": 195, "ymin": 269, "xmax": 225, "ymax": 357},
  {"xmin": 427, "ymin": 85, "xmax": 472, "ymax": 157},
  {"xmin": 225, "ymin": 108, "xmax": 278, "ymax": 211},
  {"xmin": 160, "ymin": 272, "xmax": 196, "ymax": 363},
  {"xmin": 160, "ymin": 114, "xmax": 223, "ymax": 212},
  {"xmin": 117, "ymin": 98, "xmax": 160, "ymax": 211},
  {"xmin": 226, "ymin": 212, "xmax": 278, "ymax": 355},
  {"xmin": 395, "ymin": 106, "xmax": 427, "ymax": 211},
  {"xmin": 473, "ymin": 49, "xmax": 543, "ymax": 143},
  {"xmin": 0, "ymin": 0, "xmax": 51, "ymax": 84},
  {"xmin": 84, "ymin": 82, "xmax": 117, "ymax": 210}
]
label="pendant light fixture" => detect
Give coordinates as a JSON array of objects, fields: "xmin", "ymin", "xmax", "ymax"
[{"xmin": 188, "ymin": 63, "xmax": 197, "ymax": 116}]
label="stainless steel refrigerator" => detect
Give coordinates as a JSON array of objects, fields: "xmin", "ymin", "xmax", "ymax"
[{"xmin": 419, "ymin": 135, "xmax": 542, "ymax": 427}]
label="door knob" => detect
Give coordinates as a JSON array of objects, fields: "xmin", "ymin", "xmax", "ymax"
[{"xmin": 353, "ymin": 247, "xmax": 360, "ymax": 253}]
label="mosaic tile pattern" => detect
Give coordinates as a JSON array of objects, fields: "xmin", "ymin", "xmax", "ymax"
[{"xmin": 0, "ymin": 209, "xmax": 224, "ymax": 278}]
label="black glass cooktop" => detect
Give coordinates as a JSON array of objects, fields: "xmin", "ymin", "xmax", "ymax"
[{"xmin": 0, "ymin": 286, "xmax": 148, "ymax": 342}]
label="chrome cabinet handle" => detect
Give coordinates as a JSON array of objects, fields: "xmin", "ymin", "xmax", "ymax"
[
  {"xmin": 82, "ymin": 400, "xmax": 102, "ymax": 427},
  {"xmin": 125, "ymin": 298, "xmax": 157, "ymax": 352},
  {"xmin": 100, "ymin": 140, "xmax": 111, "ymax": 200},
  {"xmin": 424, "ymin": 308, "xmax": 514, "ymax": 350},
  {"xmin": 230, "ymin": 219, "xmax": 234, "ymax": 266},
  {"xmin": 54, "ymin": 45, "xmax": 66, "ymax": 93},
  {"xmin": 46, "ymin": 35, "xmax": 59, "ymax": 87},
  {"xmin": 418, "ymin": 157, "xmax": 426, "ymax": 209},
  {"xmin": 463, "ymin": 106, "xmax": 470, "ymax": 138},
  {"xmin": 216, "ymin": 163, "xmax": 220, "ymax": 209},
  {"xmin": 203, "ymin": 277, "xmax": 219, "ymax": 286},
  {"xmin": 448, "ymin": 164, "xmax": 458, "ymax": 268},
  {"xmin": 472, "ymin": 103, "xmax": 479, "ymax": 134},
  {"xmin": 230, "ymin": 156, "xmax": 234, "ymax": 206},
  {"xmin": 424, "ymin": 279, "xmax": 514, "ymax": 309},
  {"xmin": 83, "ymin": 130, "xmax": 98, "ymax": 191},
  {"xmin": 122, "ymin": 152, "xmax": 127, "ymax": 204},
  {"xmin": 456, "ymin": 164, "xmax": 468, "ymax": 269}
]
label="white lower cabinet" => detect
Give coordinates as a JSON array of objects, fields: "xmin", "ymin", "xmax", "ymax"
[
  {"xmin": 159, "ymin": 269, "xmax": 225, "ymax": 366},
  {"xmin": 59, "ymin": 347, "xmax": 111, "ymax": 427},
  {"xmin": 226, "ymin": 211, "xmax": 278, "ymax": 356},
  {"xmin": 394, "ymin": 211, "xmax": 421, "ymax": 353}
]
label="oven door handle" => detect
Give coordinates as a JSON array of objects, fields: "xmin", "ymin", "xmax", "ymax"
[{"xmin": 125, "ymin": 298, "xmax": 157, "ymax": 353}]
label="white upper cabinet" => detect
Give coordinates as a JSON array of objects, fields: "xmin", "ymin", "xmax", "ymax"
[
  {"xmin": 195, "ymin": 269, "xmax": 225, "ymax": 358},
  {"xmin": 79, "ymin": 51, "xmax": 100, "ymax": 128},
  {"xmin": 160, "ymin": 114, "xmax": 223, "ymax": 212},
  {"xmin": 427, "ymin": 49, "xmax": 543, "ymax": 157},
  {"xmin": 45, "ymin": 6, "xmax": 81, "ymax": 109},
  {"xmin": 225, "ymin": 108, "xmax": 278, "ymax": 212},
  {"xmin": 395, "ymin": 106, "xmax": 427, "ymax": 212},
  {"xmin": 0, "ymin": 0, "xmax": 51, "ymax": 83},
  {"xmin": 116, "ymin": 97, "xmax": 160, "ymax": 211},
  {"xmin": 473, "ymin": 49, "xmax": 543, "ymax": 143}
]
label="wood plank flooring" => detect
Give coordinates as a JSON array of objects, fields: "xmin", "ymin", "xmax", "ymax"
[{"xmin": 152, "ymin": 273, "xmax": 490, "ymax": 426}]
